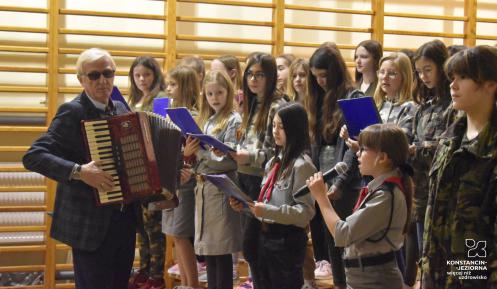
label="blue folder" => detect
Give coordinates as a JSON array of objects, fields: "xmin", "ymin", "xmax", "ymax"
[
  {"xmin": 152, "ymin": 98, "xmax": 171, "ymax": 117},
  {"xmin": 187, "ymin": 133, "xmax": 236, "ymax": 153},
  {"xmin": 110, "ymin": 86, "xmax": 131, "ymax": 112},
  {"xmin": 167, "ymin": 107, "xmax": 235, "ymax": 152},
  {"xmin": 337, "ymin": 96, "xmax": 382, "ymax": 139},
  {"xmin": 165, "ymin": 107, "xmax": 203, "ymax": 135},
  {"xmin": 202, "ymin": 174, "xmax": 253, "ymax": 207}
]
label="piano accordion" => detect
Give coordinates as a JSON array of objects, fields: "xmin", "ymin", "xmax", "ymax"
[{"xmin": 82, "ymin": 111, "xmax": 182, "ymax": 207}]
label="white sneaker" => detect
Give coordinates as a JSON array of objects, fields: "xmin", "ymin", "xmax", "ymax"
[
  {"xmin": 168, "ymin": 263, "xmax": 180, "ymax": 277},
  {"xmin": 198, "ymin": 272, "xmax": 208, "ymax": 282},
  {"xmin": 198, "ymin": 269, "xmax": 236, "ymax": 282},
  {"xmin": 314, "ymin": 260, "xmax": 332, "ymax": 280},
  {"xmin": 233, "ymin": 269, "xmax": 238, "ymax": 280},
  {"xmin": 301, "ymin": 279, "xmax": 318, "ymax": 289}
]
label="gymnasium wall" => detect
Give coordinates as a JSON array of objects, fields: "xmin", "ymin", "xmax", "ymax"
[{"xmin": 0, "ymin": 1, "xmax": 496, "ymax": 288}]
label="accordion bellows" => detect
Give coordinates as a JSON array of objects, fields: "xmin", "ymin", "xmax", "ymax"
[{"xmin": 82, "ymin": 112, "xmax": 182, "ymax": 207}]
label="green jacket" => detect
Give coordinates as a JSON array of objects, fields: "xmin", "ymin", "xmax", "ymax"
[
  {"xmin": 421, "ymin": 107, "xmax": 497, "ymax": 289},
  {"xmin": 411, "ymin": 97, "xmax": 456, "ymax": 221}
]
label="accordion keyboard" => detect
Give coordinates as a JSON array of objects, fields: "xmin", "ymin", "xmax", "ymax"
[
  {"xmin": 82, "ymin": 112, "xmax": 179, "ymax": 206},
  {"xmin": 83, "ymin": 119, "xmax": 123, "ymax": 203}
]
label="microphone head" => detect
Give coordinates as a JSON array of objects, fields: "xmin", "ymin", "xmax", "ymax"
[{"xmin": 335, "ymin": 162, "xmax": 348, "ymax": 174}]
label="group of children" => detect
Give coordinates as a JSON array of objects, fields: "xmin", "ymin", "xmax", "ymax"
[{"xmin": 124, "ymin": 40, "xmax": 497, "ymax": 289}]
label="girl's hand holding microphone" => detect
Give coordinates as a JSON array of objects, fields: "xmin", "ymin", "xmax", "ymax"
[{"xmin": 306, "ymin": 172, "xmax": 329, "ymax": 204}]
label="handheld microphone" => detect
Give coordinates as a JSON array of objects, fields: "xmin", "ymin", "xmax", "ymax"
[{"xmin": 294, "ymin": 162, "xmax": 348, "ymax": 198}]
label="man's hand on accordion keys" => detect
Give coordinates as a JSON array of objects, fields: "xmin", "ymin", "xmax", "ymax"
[{"xmin": 80, "ymin": 161, "xmax": 115, "ymax": 192}]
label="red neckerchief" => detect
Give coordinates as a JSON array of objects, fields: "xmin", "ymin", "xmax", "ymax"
[
  {"xmin": 352, "ymin": 186, "xmax": 369, "ymax": 212},
  {"xmin": 352, "ymin": 176, "xmax": 404, "ymax": 212},
  {"xmin": 258, "ymin": 162, "xmax": 281, "ymax": 203}
]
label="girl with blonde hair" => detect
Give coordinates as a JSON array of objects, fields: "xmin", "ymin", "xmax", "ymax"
[
  {"xmin": 210, "ymin": 55, "xmax": 244, "ymax": 114},
  {"xmin": 374, "ymin": 52, "xmax": 417, "ymax": 140},
  {"xmin": 189, "ymin": 70, "xmax": 243, "ymax": 289},
  {"xmin": 162, "ymin": 65, "xmax": 201, "ymax": 289},
  {"xmin": 286, "ymin": 58, "xmax": 309, "ymax": 103}
]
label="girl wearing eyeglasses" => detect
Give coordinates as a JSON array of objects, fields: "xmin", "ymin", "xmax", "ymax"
[
  {"xmin": 369, "ymin": 51, "xmax": 417, "ymax": 287},
  {"xmin": 230, "ymin": 52, "xmax": 286, "ymax": 288},
  {"xmin": 374, "ymin": 52, "xmax": 417, "ymax": 141}
]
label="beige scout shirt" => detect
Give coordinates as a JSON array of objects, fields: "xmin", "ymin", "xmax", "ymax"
[
  {"xmin": 258, "ymin": 154, "xmax": 317, "ymax": 228},
  {"xmin": 334, "ymin": 169, "xmax": 407, "ymax": 259}
]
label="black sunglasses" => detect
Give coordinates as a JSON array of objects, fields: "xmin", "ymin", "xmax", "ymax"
[{"xmin": 84, "ymin": 69, "xmax": 115, "ymax": 81}]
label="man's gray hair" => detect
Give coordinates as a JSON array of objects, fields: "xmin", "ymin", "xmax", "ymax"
[{"xmin": 76, "ymin": 48, "xmax": 116, "ymax": 75}]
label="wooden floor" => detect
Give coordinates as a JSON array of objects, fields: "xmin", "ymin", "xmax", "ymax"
[
  {"xmin": 167, "ymin": 259, "xmax": 335, "ymax": 289},
  {"xmin": 163, "ymin": 235, "xmax": 335, "ymax": 289},
  {"xmin": 170, "ymin": 277, "xmax": 335, "ymax": 289}
]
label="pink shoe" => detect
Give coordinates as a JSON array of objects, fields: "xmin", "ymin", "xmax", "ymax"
[
  {"xmin": 314, "ymin": 260, "xmax": 332, "ymax": 280},
  {"xmin": 167, "ymin": 263, "xmax": 180, "ymax": 277},
  {"xmin": 197, "ymin": 262, "xmax": 207, "ymax": 275}
]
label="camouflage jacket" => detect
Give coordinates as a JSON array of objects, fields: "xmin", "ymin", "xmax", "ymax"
[
  {"xmin": 237, "ymin": 96, "xmax": 287, "ymax": 176},
  {"xmin": 421, "ymin": 108, "xmax": 497, "ymax": 289},
  {"xmin": 411, "ymin": 97, "xmax": 456, "ymax": 221},
  {"xmin": 378, "ymin": 100, "xmax": 417, "ymax": 142}
]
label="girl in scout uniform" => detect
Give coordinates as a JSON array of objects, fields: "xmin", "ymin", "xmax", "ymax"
[
  {"xmin": 231, "ymin": 102, "xmax": 316, "ymax": 289},
  {"xmin": 308, "ymin": 123, "xmax": 414, "ymax": 289},
  {"xmin": 187, "ymin": 70, "xmax": 243, "ymax": 289}
]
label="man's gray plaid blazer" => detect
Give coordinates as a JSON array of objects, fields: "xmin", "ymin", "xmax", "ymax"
[{"xmin": 23, "ymin": 91, "xmax": 135, "ymax": 251}]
